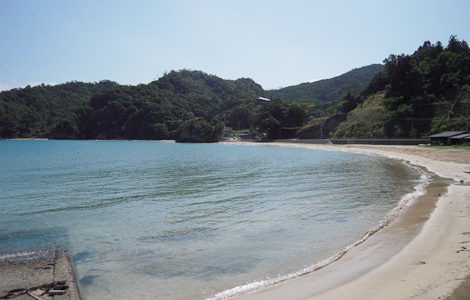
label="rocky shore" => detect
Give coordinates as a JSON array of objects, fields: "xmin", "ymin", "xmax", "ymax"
[{"xmin": 0, "ymin": 249, "xmax": 80, "ymax": 300}]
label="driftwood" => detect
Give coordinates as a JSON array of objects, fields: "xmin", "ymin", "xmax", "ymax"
[{"xmin": 26, "ymin": 291, "xmax": 43, "ymax": 300}]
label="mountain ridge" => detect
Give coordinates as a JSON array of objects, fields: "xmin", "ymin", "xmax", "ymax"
[
  {"xmin": 270, "ymin": 64, "xmax": 384, "ymax": 105},
  {"xmin": 0, "ymin": 66, "xmax": 380, "ymax": 139}
]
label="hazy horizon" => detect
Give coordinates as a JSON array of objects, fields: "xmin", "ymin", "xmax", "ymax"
[{"xmin": 1, "ymin": 0, "xmax": 469, "ymax": 91}]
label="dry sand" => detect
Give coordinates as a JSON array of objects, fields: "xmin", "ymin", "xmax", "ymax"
[{"xmin": 227, "ymin": 143, "xmax": 470, "ymax": 300}]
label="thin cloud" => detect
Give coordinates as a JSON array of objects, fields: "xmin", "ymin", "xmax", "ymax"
[
  {"xmin": 0, "ymin": 83, "xmax": 14, "ymax": 92},
  {"xmin": 0, "ymin": 82, "xmax": 58, "ymax": 92}
]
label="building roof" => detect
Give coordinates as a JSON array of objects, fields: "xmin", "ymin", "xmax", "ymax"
[
  {"xmin": 256, "ymin": 97, "xmax": 271, "ymax": 102},
  {"xmin": 450, "ymin": 133, "xmax": 470, "ymax": 139},
  {"xmin": 429, "ymin": 131, "xmax": 467, "ymax": 138}
]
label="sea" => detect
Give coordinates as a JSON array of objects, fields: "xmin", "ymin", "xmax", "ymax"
[{"xmin": 0, "ymin": 140, "xmax": 428, "ymax": 300}]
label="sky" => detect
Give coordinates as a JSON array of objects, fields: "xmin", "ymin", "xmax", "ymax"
[{"xmin": 1, "ymin": 0, "xmax": 469, "ymax": 92}]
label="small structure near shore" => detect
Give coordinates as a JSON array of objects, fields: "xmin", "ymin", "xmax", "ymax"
[
  {"xmin": 450, "ymin": 133, "xmax": 470, "ymax": 145},
  {"xmin": 429, "ymin": 131, "xmax": 466, "ymax": 146},
  {"xmin": 222, "ymin": 127, "xmax": 233, "ymax": 139}
]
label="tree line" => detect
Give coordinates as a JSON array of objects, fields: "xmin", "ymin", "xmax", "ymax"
[
  {"xmin": 3, "ymin": 36, "xmax": 466, "ymax": 142},
  {"xmin": 0, "ymin": 70, "xmax": 316, "ymax": 141},
  {"xmin": 330, "ymin": 35, "xmax": 470, "ymax": 138}
]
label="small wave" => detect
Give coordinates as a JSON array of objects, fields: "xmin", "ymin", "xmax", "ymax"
[
  {"xmin": 0, "ymin": 251, "xmax": 38, "ymax": 260},
  {"xmin": 0, "ymin": 249, "xmax": 55, "ymax": 261},
  {"xmin": 207, "ymin": 168, "xmax": 430, "ymax": 300}
]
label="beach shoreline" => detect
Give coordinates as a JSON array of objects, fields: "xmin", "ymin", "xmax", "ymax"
[
  {"xmin": 221, "ymin": 142, "xmax": 470, "ymax": 300},
  {"xmin": 1, "ymin": 141, "xmax": 468, "ymax": 299}
]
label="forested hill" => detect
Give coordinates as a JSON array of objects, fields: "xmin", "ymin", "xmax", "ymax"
[
  {"xmin": 330, "ymin": 36, "xmax": 470, "ymax": 138},
  {"xmin": 0, "ymin": 70, "xmax": 266, "ymax": 140},
  {"xmin": 0, "ymin": 65, "xmax": 380, "ymax": 140},
  {"xmin": 77, "ymin": 70, "xmax": 266, "ymax": 140},
  {"xmin": 271, "ymin": 64, "xmax": 384, "ymax": 105},
  {"xmin": 2, "ymin": 35, "xmax": 468, "ymax": 141},
  {"xmin": 0, "ymin": 80, "xmax": 119, "ymax": 138}
]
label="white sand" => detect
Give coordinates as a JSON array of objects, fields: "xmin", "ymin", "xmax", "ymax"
[{"xmin": 230, "ymin": 143, "xmax": 470, "ymax": 300}]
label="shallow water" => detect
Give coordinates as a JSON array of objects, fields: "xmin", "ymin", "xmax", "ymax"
[{"xmin": 0, "ymin": 140, "xmax": 425, "ymax": 299}]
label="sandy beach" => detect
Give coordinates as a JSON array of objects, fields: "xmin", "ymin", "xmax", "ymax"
[{"xmin": 226, "ymin": 143, "xmax": 470, "ymax": 300}]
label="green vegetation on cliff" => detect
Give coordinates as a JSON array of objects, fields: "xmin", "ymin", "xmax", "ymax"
[
  {"xmin": 332, "ymin": 93, "xmax": 388, "ymax": 138},
  {"xmin": 329, "ymin": 36, "xmax": 470, "ymax": 138}
]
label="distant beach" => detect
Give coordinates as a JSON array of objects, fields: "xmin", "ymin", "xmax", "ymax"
[{"xmin": 224, "ymin": 142, "xmax": 470, "ymax": 300}]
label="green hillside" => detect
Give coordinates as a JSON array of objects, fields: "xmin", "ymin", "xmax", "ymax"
[
  {"xmin": 0, "ymin": 66, "xmax": 379, "ymax": 140},
  {"xmin": 2, "ymin": 36, "xmax": 467, "ymax": 142},
  {"xmin": 329, "ymin": 36, "xmax": 470, "ymax": 138},
  {"xmin": 0, "ymin": 70, "xmax": 268, "ymax": 140},
  {"xmin": 75, "ymin": 70, "xmax": 266, "ymax": 140},
  {"xmin": 0, "ymin": 80, "xmax": 118, "ymax": 138},
  {"xmin": 270, "ymin": 64, "xmax": 384, "ymax": 105}
]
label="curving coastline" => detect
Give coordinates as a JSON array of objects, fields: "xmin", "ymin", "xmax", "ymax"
[
  {"xmin": 1, "ymin": 142, "xmax": 468, "ymax": 300},
  {"xmin": 222, "ymin": 142, "xmax": 470, "ymax": 300}
]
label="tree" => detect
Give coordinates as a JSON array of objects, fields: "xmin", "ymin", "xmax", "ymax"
[
  {"xmin": 228, "ymin": 105, "xmax": 251, "ymax": 129},
  {"xmin": 152, "ymin": 123, "xmax": 169, "ymax": 139},
  {"xmin": 335, "ymin": 92, "xmax": 358, "ymax": 113},
  {"xmin": 339, "ymin": 36, "xmax": 470, "ymax": 138},
  {"xmin": 285, "ymin": 102, "xmax": 309, "ymax": 126},
  {"xmin": 256, "ymin": 112, "xmax": 280, "ymax": 139},
  {"xmin": 176, "ymin": 118, "xmax": 224, "ymax": 143}
]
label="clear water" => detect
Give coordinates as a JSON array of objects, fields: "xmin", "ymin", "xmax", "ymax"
[{"xmin": 0, "ymin": 140, "xmax": 424, "ymax": 299}]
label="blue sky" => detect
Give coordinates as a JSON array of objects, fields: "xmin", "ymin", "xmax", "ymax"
[{"xmin": 1, "ymin": 0, "xmax": 469, "ymax": 91}]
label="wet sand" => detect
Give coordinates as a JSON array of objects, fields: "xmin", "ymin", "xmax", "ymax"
[{"xmin": 226, "ymin": 143, "xmax": 470, "ymax": 300}]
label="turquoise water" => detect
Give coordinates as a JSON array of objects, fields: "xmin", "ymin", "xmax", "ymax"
[{"xmin": 0, "ymin": 140, "xmax": 425, "ymax": 299}]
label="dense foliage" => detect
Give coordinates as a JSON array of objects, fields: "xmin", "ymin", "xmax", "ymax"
[
  {"xmin": 0, "ymin": 80, "xmax": 118, "ymax": 138},
  {"xmin": 252, "ymin": 100, "xmax": 313, "ymax": 139},
  {"xmin": 176, "ymin": 117, "xmax": 224, "ymax": 143},
  {"xmin": 75, "ymin": 71, "xmax": 269, "ymax": 140},
  {"xmin": 9, "ymin": 39, "xmax": 466, "ymax": 142},
  {"xmin": 332, "ymin": 36, "xmax": 470, "ymax": 138},
  {"xmin": 0, "ymin": 71, "xmax": 266, "ymax": 140},
  {"xmin": 1, "ymin": 66, "xmax": 376, "ymax": 141}
]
